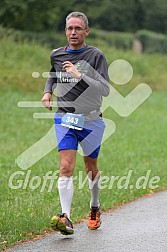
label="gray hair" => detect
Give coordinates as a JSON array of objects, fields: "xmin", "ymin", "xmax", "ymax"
[{"xmin": 66, "ymin": 12, "xmax": 89, "ymax": 28}]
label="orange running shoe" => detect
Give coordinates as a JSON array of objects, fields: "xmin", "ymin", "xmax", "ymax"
[
  {"xmin": 88, "ymin": 206, "xmax": 101, "ymax": 230},
  {"xmin": 51, "ymin": 213, "xmax": 74, "ymax": 235}
]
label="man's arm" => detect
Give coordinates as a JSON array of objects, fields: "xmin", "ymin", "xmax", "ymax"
[
  {"xmin": 62, "ymin": 54, "xmax": 110, "ymax": 97},
  {"xmin": 41, "ymin": 64, "xmax": 57, "ymax": 110},
  {"xmin": 43, "ymin": 66, "xmax": 57, "ymax": 94},
  {"xmin": 79, "ymin": 54, "xmax": 110, "ymax": 97}
]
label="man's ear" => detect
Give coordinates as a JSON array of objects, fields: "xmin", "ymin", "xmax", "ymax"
[{"xmin": 85, "ymin": 28, "xmax": 90, "ymax": 37}]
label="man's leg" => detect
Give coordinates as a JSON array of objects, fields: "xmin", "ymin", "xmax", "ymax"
[
  {"xmin": 84, "ymin": 156, "xmax": 101, "ymax": 230},
  {"xmin": 58, "ymin": 149, "xmax": 76, "ymax": 218},
  {"xmin": 54, "ymin": 115, "xmax": 78, "ymax": 219},
  {"xmin": 84, "ymin": 156, "xmax": 101, "ymax": 207},
  {"xmin": 51, "ymin": 149, "xmax": 76, "ymax": 235}
]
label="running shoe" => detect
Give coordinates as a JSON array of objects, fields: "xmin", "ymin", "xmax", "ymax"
[
  {"xmin": 88, "ymin": 206, "xmax": 101, "ymax": 230},
  {"xmin": 51, "ymin": 213, "xmax": 74, "ymax": 235}
]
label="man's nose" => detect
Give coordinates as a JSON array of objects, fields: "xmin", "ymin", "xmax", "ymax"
[{"xmin": 71, "ymin": 28, "xmax": 76, "ymax": 34}]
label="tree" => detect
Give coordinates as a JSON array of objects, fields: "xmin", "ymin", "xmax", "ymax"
[
  {"xmin": 140, "ymin": 0, "xmax": 167, "ymax": 33},
  {"xmin": 0, "ymin": 0, "xmax": 167, "ymax": 34},
  {"xmin": 0, "ymin": 0, "xmax": 61, "ymax": 31}
]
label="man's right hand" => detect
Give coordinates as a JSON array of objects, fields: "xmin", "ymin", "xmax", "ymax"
[{"xmin": 41, "ymin": 92, "xmax": 52, "ymax": 110}]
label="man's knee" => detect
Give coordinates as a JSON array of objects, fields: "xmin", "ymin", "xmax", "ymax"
[
  {"xmin": 84, "ymin": 157, "xmax": 99, "ymax": 180},
  {"xmin": 60, "ymin": 159, "xmax": 74, "ymax": 176}
]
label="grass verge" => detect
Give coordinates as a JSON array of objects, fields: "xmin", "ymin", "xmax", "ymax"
[{"xmin": 0, "ymin": 39, "xmax": 167, "ymax": 250}]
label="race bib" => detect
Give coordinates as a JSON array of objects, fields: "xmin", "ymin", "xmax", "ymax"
[{"xmin": 61, "ymin": 113, "xmax": 85, "ymax": 130}]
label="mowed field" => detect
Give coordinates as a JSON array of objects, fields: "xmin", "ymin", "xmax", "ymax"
[{"xmin": 0, "ymin": 39, "xmax": 167, "ymax": 250}]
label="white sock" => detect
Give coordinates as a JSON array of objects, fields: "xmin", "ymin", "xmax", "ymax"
[
  {"xmin": 88, "ymin": 176, "xmax": 101, "ymax": 207},
  {"xmin": 58, "ymin": 176, "xmax": 74, "ymax": 219}
]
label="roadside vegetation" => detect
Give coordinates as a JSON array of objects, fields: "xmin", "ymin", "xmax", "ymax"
[{"xmin": 0, "ymin": 35, "xmax": 167, "ymax": 250}]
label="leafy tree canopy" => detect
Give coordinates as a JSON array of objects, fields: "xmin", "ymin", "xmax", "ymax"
[{"xmin": 0, "ymin": 0, "xmax": 167, "ymax": 33}]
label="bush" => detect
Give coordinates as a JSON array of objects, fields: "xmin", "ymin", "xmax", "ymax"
[
  {"xmin": 0, "ymin": 26, "xmax": 133, "ymax": 51},
  {"xmin": 1, "ymin": 26, "xmax": 167, "ymax": 54},
  {"xmin": 89, "ymin": 29, "xmax": 133, "ymax": 50},
  {"xmin": 135, "ymin": 30, "xmax": 167, "ymax": 54},
  {"xmin": 0, "ymin": 26, "xmax": 66, "ymax": 48}
]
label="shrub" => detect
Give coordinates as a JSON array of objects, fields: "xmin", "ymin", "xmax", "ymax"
[
  {"xmin": 89, "ymin": 28, "xmax": 133, "ymax": 50},
  {"xmin": 0, "ymin": 26, "xmax": 66, "ymax": 48},
  {"xmin": 135, "ymin": 30, "xmax": 167, "ymax": 54}
]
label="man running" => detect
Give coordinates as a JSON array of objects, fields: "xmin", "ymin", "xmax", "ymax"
[{"xmin": 41, "ymin": 11, "xmax": 110, "ymax": 235}]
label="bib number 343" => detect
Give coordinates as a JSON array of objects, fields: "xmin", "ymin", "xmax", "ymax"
[{"xmin": 61, "ymin": 113, "xmax": 85, "ymax": 130}]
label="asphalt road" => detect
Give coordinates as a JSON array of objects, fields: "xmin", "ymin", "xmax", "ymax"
[{"xmin": 8, "ymin": 190, "xmax": 167, "ymax": 252}]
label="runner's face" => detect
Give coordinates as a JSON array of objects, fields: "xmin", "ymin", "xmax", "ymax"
[{"xmin": 65, "ymin": 17, "xmax": 89, "ymax": 50}]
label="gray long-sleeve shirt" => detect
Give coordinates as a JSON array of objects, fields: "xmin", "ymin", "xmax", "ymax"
[{"xmin": 44, "ymin": 45, "xmax": 110, "ymax": 115}]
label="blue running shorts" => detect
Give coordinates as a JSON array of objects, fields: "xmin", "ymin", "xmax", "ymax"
[{"xmin": 54, "ymin": 113, "xmax": 105, "ymax": 158}]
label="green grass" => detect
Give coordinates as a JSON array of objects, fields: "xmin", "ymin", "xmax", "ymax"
[{"xmin": 0, "ymin": 38, "xmax": 167, "ymax": 250}]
